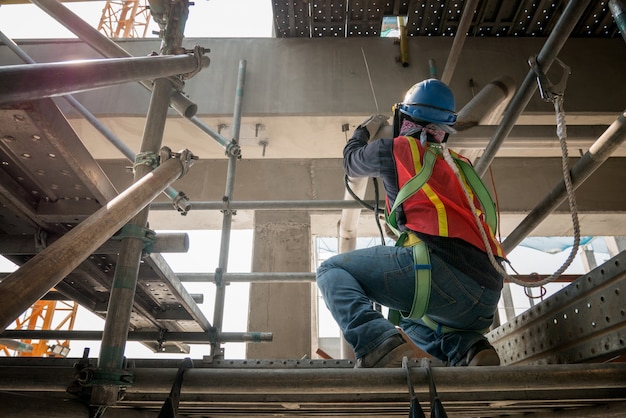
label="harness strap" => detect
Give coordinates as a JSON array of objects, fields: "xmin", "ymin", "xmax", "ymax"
[
  {"xmin": 389, "ymin": 232, "xmax": 431, "ymax": 324},
  {"xmin": 389, "ymin": 231, "xmax": 490, "ymax": 335},
  {"xmin": 408, "ymin": 240, "xmax": 431, "ymax": 320},
  {"xmin": 453, "ymin": 155, "xmax": 498, "ymax": 232},
  {"xmin": 386, "ymin": 139, "xmax": 499, "ymax": 235},
  {"xmin": 385, "ymin": 145, "xmax": 438, "ymax": 233}
]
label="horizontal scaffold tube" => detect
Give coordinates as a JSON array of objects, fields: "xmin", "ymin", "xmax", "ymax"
[
  {"xmin": 0, "ymin": 54, "xmax": 209, "ymax": 104},
  {"xmin": 0, "ymin": 330, "xmax": 273, "ymax": 343},
  {"xmin": 0, "ymin": 363, "xmax": 623, "ymax": 400},
  {"xmin": 0, "ymin": 232, "xmax": 189, "ymax": 255}
]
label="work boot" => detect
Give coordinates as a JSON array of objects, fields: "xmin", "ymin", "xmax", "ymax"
[
  {"xmin": 355, "ymin": 334, "xmax": 415, "ymax": 368},
  {"xmin": 456, "ymin": 339, "xmax": 500, "ymax": 367}
]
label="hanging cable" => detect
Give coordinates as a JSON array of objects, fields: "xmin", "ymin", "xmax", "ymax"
[
  {"xmin": 343, "ymin": 174, "xmax": 386, "ymax": 245},
  {"xmin": 372, "ymin": 178, "xmax": 386, "ymax": 245}
]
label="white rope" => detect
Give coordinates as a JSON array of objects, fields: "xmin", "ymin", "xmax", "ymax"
[
  {"xmin": 442, "ymin": 93, "xmax": 582, "ymax": 287},
  {"xmin": 441, "ymin": 145, "xmax": 510, "ymax": 278}
]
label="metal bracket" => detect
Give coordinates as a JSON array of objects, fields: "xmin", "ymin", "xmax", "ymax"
[
  {"xmin": 157, "ymin": 357, "xmax": 193, "ymax": 418},
  {"xmin": 34, "ymin": 228, "xmax": 47, "ymax": 252},
  {"xmin": 528, "ymin": 55, "xmax": 571, "ymax": 102},
  {"xmin": 402, "ymin": 356, "xmax": 426, "ymax": 418},
  {"xmin": 75, "ymin": 367, "xmax": 134, "ymax": 388},
  {"xmin": 422, "ymin": 358, "xmax": 447, "ymax": 417},
  {"xmin": 134, "ymin": 151, "xmax": 160, "ymax": 170}
]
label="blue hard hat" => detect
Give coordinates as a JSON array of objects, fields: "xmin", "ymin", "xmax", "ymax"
[{"xmin": 398, "ymin": 79, "xmax": 457, "ymax": 125}]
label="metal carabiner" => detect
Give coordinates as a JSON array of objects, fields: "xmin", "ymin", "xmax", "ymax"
[{"xmin": 528, "ymin": 56, "xmax": 571, "ymax": 102}]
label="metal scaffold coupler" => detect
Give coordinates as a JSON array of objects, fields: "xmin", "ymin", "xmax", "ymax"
[
  {"xmin": 160, "ymin": 146, "xmax": 198, "ymax": 178},
  {"xmin": 226, "ymin": 138, "xmax": 242, "ymax": 159},
  {"xmin": 172, "ymin": 190, "xmax": 192, "ymax": 216},
  {"xmin": 182, "ymin": 45, "xmax": 210, "ymax": 80},
  {"xmin": 134, "ymin": 150, "xmax": 160, "ymax": 171},
  {"xmin": 112, "ymin": 223, "xmax": 157, "ymax": 255}
]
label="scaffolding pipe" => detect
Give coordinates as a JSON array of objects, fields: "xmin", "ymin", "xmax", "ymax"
[
  {"xmin": 30, "ymin": 0, "xmax": 199, "ymax": 117},
  {"xmin": 0, "ymin": 330, "xmax": 272, "ymax": 343},
  {"xmin": 440, "ymin": 0, "xmax": 478, "ymax": 85},
  {"xmin": 473, "ymin": 0, "xmax": 591, "ymax": 177},
  {"xmin": 188, "ymin": 115, "xmax": 242, "ymax": 157},
  {"xmin": 454, "ymin": 76, "xmax": 516, "ymax": 130},
  {"xmin": 96, "ymin": 0, "xmax": 191, "ymax": 386},
  {"xmin": 97, "ymin": 79, "xmax": 174, "ymax": 380},
  {"xmin": 151, "ymin": 199, "xmax": 376, "ymax": 210},
  {"xmin": 0, "ymin": 54, "xmax": 208, "ymax": 104},
  {"xmin": 0, "ymin": 153, "xmax": 192, "ymax": 332},
  {"xmin": 397, "ymin": 16, "xmax": 409, "ymax": 67},
  {"xmin": 609, "ymin": 0, "xmax": 626, "ymax": 44},
  {"xmin": 0, "ymin": 363, "xmax": 622, "ymax": 397},
  {"xmin": 0, "ymin": 271, "xmax": 577, "ymax": 284},
  {"xmin": 0, "ymin": 232, "xmax": 189, "ymax": 255},
  {"xmin": 211, "ymin": 60, "xmax": 246, "ymax": 358},
  {"xmin": 502, "ymin": 110, "xmax": 626, "ymax": 253}
]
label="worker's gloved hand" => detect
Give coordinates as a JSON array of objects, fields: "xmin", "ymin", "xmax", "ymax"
[{"xmin": 358, "ymin": 114, "xmax": 389, "ymax": 140}]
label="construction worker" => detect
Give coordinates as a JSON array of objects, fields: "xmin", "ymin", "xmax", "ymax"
[{"xmin": 316, "ymin": 79, "xmax": 506, "ymax": 367}]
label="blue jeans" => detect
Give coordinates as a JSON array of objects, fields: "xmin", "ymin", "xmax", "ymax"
[{"xmin": 316, "ymin": 245, "xmax": 501, "ymax": 365}]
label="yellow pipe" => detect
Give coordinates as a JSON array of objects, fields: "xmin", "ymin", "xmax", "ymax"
[{"xmin": 398, "ymin": 16, "xmax": 409, "ymax": 67}]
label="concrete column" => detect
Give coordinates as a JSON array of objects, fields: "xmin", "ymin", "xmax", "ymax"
[{"xmin": 247, "ymin": 211, "xmax": 312, "ymax": 359}]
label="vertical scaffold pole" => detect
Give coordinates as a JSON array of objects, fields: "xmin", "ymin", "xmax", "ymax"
[
  {"xmin": 210, "ymin": 59, "xmax": 246, "ymax": 359},
  {"xmin": 92, "ymin": 0, "xmax": 191, "ymax": 406}
]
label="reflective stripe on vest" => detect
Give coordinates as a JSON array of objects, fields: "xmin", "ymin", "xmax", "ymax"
[{"xmin": 386, "ymin": 136, "xmax": 505, "ymax": 258}]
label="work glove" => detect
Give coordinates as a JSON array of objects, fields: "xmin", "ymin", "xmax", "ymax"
[{"xmin": 358, "ymin": 114, "xmax": 389, "ymax": 140}]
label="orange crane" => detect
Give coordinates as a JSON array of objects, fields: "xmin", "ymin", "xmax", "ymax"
[
  {"xmin": 97, "ymin": 0, "xmax": 151, "ymax": 38},
  {"xmin": 0, "ymin": 293, "xmax": 78, "ymax": 357}
]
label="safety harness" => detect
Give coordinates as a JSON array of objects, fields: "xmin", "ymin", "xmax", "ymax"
[{"xmin": 386, "ymin": 138, "xmax": 498, "ymax": 334}]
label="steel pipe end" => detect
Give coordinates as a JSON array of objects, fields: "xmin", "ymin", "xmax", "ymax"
[{"xmin": 171, "ymin": 92, "xmax": 197, "ymax": 118}]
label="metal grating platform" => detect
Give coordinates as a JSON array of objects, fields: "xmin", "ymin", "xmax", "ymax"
[
  {"xmin": 0, "ymin": 99, "xmax": 208, "ymax": 353},
  {"xmin": 272, "ymin": 0, "xmax": 620, "ymax": 38}
]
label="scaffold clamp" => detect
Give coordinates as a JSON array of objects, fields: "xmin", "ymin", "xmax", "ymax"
[
  {"xmin": 172, "ymin": 190, "xmax": 191, "ymax": 216},
  {"xmin": 160, "ymin": 147, "xmax": 198, "ymax": 178},
  {"xmin": 112, "ymin": 224, "xmax": 157, "ymax": 254}
]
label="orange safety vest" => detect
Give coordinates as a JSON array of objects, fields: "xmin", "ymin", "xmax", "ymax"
[{"xmin": 388, "ymin": 136, "xmax": 505, "ymax": 258}]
